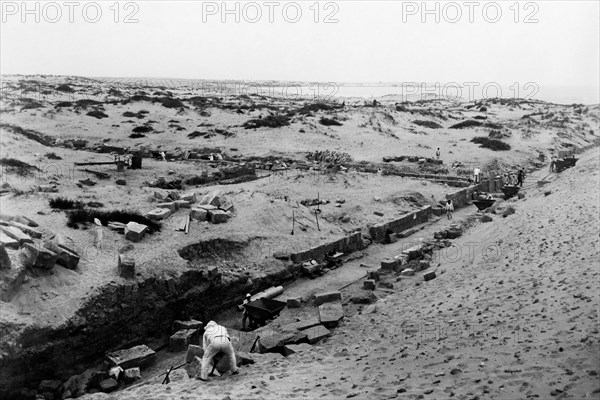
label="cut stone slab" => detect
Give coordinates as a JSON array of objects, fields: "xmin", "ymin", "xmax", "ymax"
[
  {"xmin": 208, "ymin": 209, "xmax": 228, "ymax": 224},
  {"xmin": 315, "ymin": 290, "xmax": 342, "ymax": 306},
  {"xmin": 169, "ymin": 329, "xmax": 199, "ymax": 352},
  {"xmin": 107, "ymin": 222, "xmax": 126, "ymax": 232},
  {"xmin": 258, "ymin": 331, "xmax": 297, "ymax": 353},
  {"xmin": 424, "ymin": 271, "xmax": 437, "ymax": 281},
  {"xmin": 219, "ymin": 198, "xmax": 234, "ymax": 212},
  {"xmin": 304, "ymin": 325, "xmax": 331, "ymax": 344},
  {"xmin": 189, "ymin": 208, "xmax": 207, "ymax": 222},
  {"xmin": 106, "ymin": 345, "xmax": 156, "ymax": 370},
  {"xmin": 287, "ymin": 297, "xmax": 302, "ymax": 308},
  {"xmin": 157, "ymin": 202, "xmax": 177, "ymax": 212},
  {"xmin": 123, "ymin": 368, "xmax": 141, "ymax": 384},
  {"xmin": 199, "ymin": 191, "xmax": 221, "ymax": 207},
  {"xmin": 367, "ymin": 270, "xmax": 380, "ymax": 281},
  {"xmin": 20, "ymin": 243, "xmax": 58, "ymax": 269},
  {"xmin": 173, "ymin": 320, "xmax": 203, "ymax": 332},
  {"xmin": 364, "ymin": 279, "xmax": 376, "ymax": 290},
  {"xmin": 402, "ymin": 244, "xmax": 424, "ymax": 260},
  {"xmin": 381, "ymin": 258, "xmax": 398, "ymax": 271},
  {"xmin": 0, "ymin": 232, "xmax": 19, "ymax": 250},
  {"xmin": 197, "ymin": 204, "xmax": 218, "ymax": 211},
  {"xmin": 446, "ymin": 229, "xmax": 462, "ymax": 239},
  {"xmin": 0, "ymin": 245, "xmax": 11, "ymax": 269},
  {"xmin": 398, "ymin": 227, "xmax": 418, "ymax": 238},
  {"xmin": 1, "ymin": 226, "xmax": 33, "ymax": 246},
  {"xmin": 118, "ymin": 254, "xmax": 135, "ymax": 279},
  {"xmin": 181, "ymin": 192, "xmax": 197, "ymax": 203},
  {"xmin": 9, "ymin": 221, "xmax": 42, "ymax": 239},
  {"xmin": 401, "ymin": 268, "xmax": 415, "ymax": 276},
  {"xmin": 282, "ymin": 343, "xmax": 313, "ymax": 356},
  {"xmin": 124, "ymin": 222, "xmax": 148, "ymax": 242},
  {"xmin": 185, "ymin": 344, "xmax": 204, "ymax": 364},
  {"xmin": 174, "ymin": 200, "xmax": 191, "ymax": 209},
  {"xmin": 146, "ymin": 208, "xmax": 171, "ymax": 221},
  {"xmin": 227, "ymin": 328, "xmax": 260, "ymax": 353},
  {"xmin": 318, "ymin": 302, "xmax": 344, "ymax": 328},
  {"xmin": 350, "ymin": 291, "xmax": 377, "ymax": 304},
  {"xmin": 295, "ymin": 318, "xmax": 321, "ymax": 331},
  {"xmin": 43, "ymin": 241, "xmax": 80, "ymax": 270}
]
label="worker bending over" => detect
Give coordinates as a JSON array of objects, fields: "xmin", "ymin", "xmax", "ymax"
[{"xmin": 200, "ymin": 321, "xmax": 238, "ymax": 381}]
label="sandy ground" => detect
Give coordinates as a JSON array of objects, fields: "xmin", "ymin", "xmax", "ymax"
[{"xmin": 77, "ymin": 149, "xmax": 599, "ymax": 400}]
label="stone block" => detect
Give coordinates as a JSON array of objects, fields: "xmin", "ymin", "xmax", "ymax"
[
  {"xmin": 314, "ymin": 290, "xmax": 342, "ymax": 305},
  {"xmin": 20, "ymin": 243, "xmax": 58, "ymax": 269},
  {"xmin": 367, "ymin": 270, "xmax": 380, "ymax": 281},
  {"xmin": 208, "ymin": 209, "xmax": 228, "ymax": 224},
  {"xmin": 282, "ymin": 343, "xmax": 313, "ymax": 356},
  {"xmin": 424, "ymin": 271, "xmax": 437, "ymax": 281},
  {"xmin": 174, "ymin": 320, "xmax": 203, "ymax": 332},
  {"xmin": 118, "ymin": 254, "xmax": 135, "ymax": 279},
  {"xmin": 0, "ymin": 245, "xmax": 11, "ymax": 270},
  {"xmin": 219, "ymin": 198, "xmax": 234, "ymax": 212},
  {"xmin": 258, "ymin": 331, "xmax": 296, "ymax": 353},
  {"xmin": 0, "ymin": 232, "xmax": 19, "ymax": 249},
  {"xmin": 1, "ymin": 226, "xmax": 33, "ymax": 246},
  {"xmin": 9, "ymin": 221, "xmax": 42, "ymax": 239},
  {"xmin": 124, "ymin": 222, "xmax": 148, "ymax": 242},
  {"xmin": 43, "ymin": 241, "xmax": 79, "ymax": 270},
  {"xmin": 401, "ymin": 268, "xmax": 415, "ymax": 276},
  {"xmin": 386, "ymin": 232, "xmax": 398, "ymax": 243},
  {"xmin": 169, "ymin": 329, "xmax": 199, "ymax": 352},
  {"xmin": 398, "ymin": 227, "xmax": 418, "ymax": 238},
  {"xmin": 418, "ymin": 260, "xmax": 431, "ymax": 271},
  {"xmin": 446, "ymin": 229, "xmax": 462, "ymax": 239},
  {"xmin": 227, "ymin": 328, "xmax": 259, "ymax": 353},
  {"xmin": 181, "ymin": 192, "xmax": 197, "ymax": 203},
  {"xmin": 99, "ymin": 378, "xmax": 119, "ymax": 393},
  {"xmin": 295, "ymin": 318, "xmax": 321, "ymax": 331},
  {"xmin": 379, "ymin": 280, "xmax": 394, "ymax": 289},
  {"xmin": 106, "ymin": 345, "xmax": 156, "ymax": 370},
  {"xmin": 185, "ymin": 344, "xmax": 204, "ymax": 364},
  {"xmin": 198, "ymin": 204, "xmax": 218, "ymax": 211},
  {"xmin": 175, "ymin": 200, "xmax": 191, "ymax": 209},
  {"xmin": 287, "ymin": 297, "xmax": 302, "ymax": 308},
  {"xmin": 350, "ymin": 291, "xmax": 377, "ymax": 304},
  {"xmin": 402, "ymin": 244, "xmax": 424, "ymax": 260},
  {"xmin": 189, "ymin": 208, "xmax": 207, "ymax": 221},
  {"xmin": 146, "ymin": 208, "xmax": 171, "ymax": 220},
  {"xmin": 169, "ymin": 369, "xmax": 189, "ymax": 383},
  {"xmin": 199, "ymin": 191, "xmax": 221, "ymax": 207},
  {"xmin": 123, "ymin": 368, "xmax": 141, "ymax": 384},
  {"xmin": 364, "ymin": 279, "xmax": 376, "ymax": 290},
  {"xmin": 157, "ymin": 202, "xmax": 177, "ymax": 212},
  {"xmin": 380, "ymin": 257, "xmax": 398, "ymax": 271},
  {"xmin": 318, "ymin": 302, "xmax": 344, "ymax": 328},
  {"xmin": 304, "ymin": 325, "xmax": 330, "ymax": 344}
]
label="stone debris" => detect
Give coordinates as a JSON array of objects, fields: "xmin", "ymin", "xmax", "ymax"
[
  {"xmin": 282, "ymin": 343, "xmax": 313, "ymax": 356},
  {"xmin": 20, "ymin": 242, "xmax": 58, "ymax": 269},
  {"xmin": 175, "ymin": 200, "xmax": 191, "ymax": 209},
  {"xmin": 0, "ymin": 226, "xmax": 33, "ymax": 246},
  {"xmin": 157, "ymin": 202, "xmax": 177, "ymax": 212},
  {"xmin": 315, "ymin": 290, "xmax": 342, "ymax": 305},
  {"xmin": 173, "ymin": 319, "xmax": 203, "ymax": 332},
  {"xmin": 350, "ymin": 291, "xmax": 378, "ymax": 304},
  {"xmin": 168, "ymin": 369, "xmax": 189, "ymax": 382},
  {"xmin": 294, "ymin": 318, "xmax": 321, "ymax": 331},
  {"xmin": 318, "ymin": 302, "xmax": 344, "ymax": 328},
  {"xmin": 99, "ymin": 378, "xmax": 119, "ymax": 392},
  {"xmin": 381, "ymin": 257, "xmax": 399, "ymax": 271},
  {"xmin": 43, "ymin": 240, "xmax": 80, "ymax": 270},
  {"xmin": 8, "ymin": 221, "xmax": 42, "ymax": 239},
  {"xmin": 364, "ymin": 279, "xmax": 376, "ymax": 290},
  {"xmin": 0, "ymin": 245, "xmax": 11, "ymax": 270},
  {"xmin": 287, "ymin": 297, "xmax": 302, "ymax": 308},
  {"xmin": 169, "ymin": 329, "xmax": 199, "ymax": 352},
  {"xmin": 401, "ymin": 268, "xmax": 415, "ymax": 276},
  {"xmin": 107, "ymin": 222, "xmax": 126, "ymax": 232},
  {"xmin": 123, "ymin": 368, "xmax": 141, "ymax": 384},
  {"xmin": 424, "ymin": 271, "xmax": 437, "ymax": 281},
  {"xmin": 0, "ymin": 231, "xmax": 19, "ymax": 249},
  {"xmin": 181, "ymin": 192, "xmax": 197, "ymax": 203},
  {"xmin": 185, "ymin": 345, "xmax": 204, "ymax": 363},
  {"xmin": 208, "ymin": 209, "xmax": 229, "ymax": 224},
  {"xmin": 124, "ymin": 222, "xmax": 148, "ymax": 242},
  {"xmin": 145, "ymin": 208, "xmax": 171, "ymax": 220},
  {"xmin": 106, "ymin": 344, "xmax": 156, "ymax": 370}
]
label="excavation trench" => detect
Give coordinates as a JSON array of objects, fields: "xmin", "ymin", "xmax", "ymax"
[{"xmin": 0, "ymin": 240, "xmax": 300, "ymax": 399}]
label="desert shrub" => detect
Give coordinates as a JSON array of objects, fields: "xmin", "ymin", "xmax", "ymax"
[
  {"xmin": 0, "ymin": 158, "xmax": 39, "ymax": 176},
  {"xmin": 294, "ymin": 102, "xmax": 342, "ymax": 115},
  {"xmin": 319, "ymin": 117, "xmax": 343, "ymax": 126},
  {"xmin": 449, "ymin": 120, "xmax": 482, "ymax": 129},
  {"xmin": 484, "ymin": 122, "xmax": 502, "ymax": 129},
  {"xmin": 129, "ymin": 133, "xmax": 146, "ymax": 138},
  {"xmin": 243, "ymin": 115, "xmax": 290, "ymax": 129},
  {"xmin": 123, "ymin": 111, "xmax": 145, "ymax": 119},
  {"xmin": 156, "ymin": 97, "xmax": 185, "ymax": 109},
  {"xmin": 188, "ymin": 131, "xmax": 204, "ymax": 139},
  {"xmin": 49, "ymin": 197, "xmax": 83, "ymax": 210},
  {"xmin": 21, "ymin": 99, "xmax": 45, "ymax": 110},
  {"xmin": 132, "ymin": 125, "xmax": 153, "ymax": 133},
  {"xmin": 56, "ymin": 84, "xmax": 74, "ymax": 92},
  {"xmin": 413, "ymin": 120, "xmax": 442, "ymax": 129},
  {"xmin": 46, "ymin": 152, "xmax": 62, "ymax": 160},
  {"xmin": 66, "ymin": 209, "xmax": 161, "ymax": 232},
  {"xmin": 502, "ymin": 206, "xmax": 516, "ymax": 218},
  {"xmin": 75, "ymin": 99, "xmax": 102, "ymax": 108},
  {"xmin": 471, "ymin": 137, "xmax": 511, "ymax": 151},
  {"xmin": 87, "ymin": 110, "xmax": 109, "ymax": 119},
  {"xmin": 55, "ymin": 102, "xmax": 72, "ymax": 108}
]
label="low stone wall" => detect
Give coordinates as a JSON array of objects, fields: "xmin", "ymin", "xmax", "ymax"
[{"xmin": 289, "ymin": 232, "xmax": 363, "ymax": 264}]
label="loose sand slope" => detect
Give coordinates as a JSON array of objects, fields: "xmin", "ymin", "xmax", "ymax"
[{"xmin": 82, "ymin": 150, "xmax": 600, "ymax": 399}]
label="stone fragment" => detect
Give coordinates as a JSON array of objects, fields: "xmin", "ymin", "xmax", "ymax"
[
  {"xmin": 367, "ymin": 270, "xmax": 380, "ymax": 281},
  {"xmin": 304, "ymin": 325, "xmax": 331, "ymax": 344},
  {"xmin": 424, "ymin": 271, "xmax": 437, "ymax": 281},
  {"xmin": 318, "ymin": 302, "xmax": 344, "ymax": 328},
  {"xmin": 381, "ymin": 257, "xmax": 398, "ymax": 271},
  {"xmin": 314, "ymin": 290, "xmax": 342, "ymax": 305},
  {"xmin": 350, "ymin": 291, "xmax": 377, "ymax": 304},
  {"xmin": 168, "ymin": 369, "xmax": 189, "ymax": 383},
  {"xmin": 295, "ymin": 318, "xmax": 321, "ymax": 331},
  {"xmin": 99, "ymin": 378, "xmax": 119, "ymax": 393},
  {"xmin": 181, "ymin": 192, "xmax": 197, "ymax": 203},
  {"xmin": 199, "ymin": 191, "xmax": 221, "ymax": 207},
  {"xmin": 0, "ymin": 231, "xmax": 19, "ymax": 249},
  {"xmin": 123, "ymin": 368, "xmax": 141, "ymax": 383},
  {"xmin": 173, "ymin": 320, "xmax": 203, "ymax": 332},
  {"xmin": 174, "ymin": 200, "xmax": 191, "ymax": 209},
  {"xmin": 118, "ymin": 254, "xmax": 135, "ymax": 279},
  {"xmin": 287, "ymin": 297, "xmax": 302, "ymax": 308},
  {"xmin": 189, "ymin": 208, "xmax": 207, "ymax": 221},
  {"xmin": 282, "ymin": 343, "xmax": 313, "ymax": 356},
  {"xmin": 0, "ymin": 245, "xmax": 11, "ymax": 269},
  {"xmin": 208, "ymin": 209, "xmax": 228, "ymax": 224},
  {"xmin": 9, "ymin": 221, "xmax": 42, "ymax": 239},
  {"xmin": 124, "ymin": 222, "xmax": 148, "ymax": 242},
  {"xmin": 146, "ymin": 208, "xmax": 171, "ymax": 220},
  {"xmin": 418, "ymin": 260, "xmax": 431, "ymax": 271},
  {"xmin": 157, "ymin": 202, "xmax": 177, "ymax": 212},
  {"xmin": 185, "ymin": 345, "xmax": 204, "ymax": 364},
  {"xmin": 20, "ymin": 243, "xmax": 58, "ymax": 269},
  {"xmin": 364, "ymin": 279, "xmax": 376, "ymax": 290},
  {"xmin": 401, "ymin": 268, "xmax": 415, "ymax": 276},
  {"xmin": 219, "ymin": 198, "xmax": 234, "ymax": 212},
  {"xmin": 0, "ymin": 226, "xmax": 33, "ymax": 246}
]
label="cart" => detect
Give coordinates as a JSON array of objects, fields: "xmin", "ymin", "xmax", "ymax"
[
  {"xmin": 500, "ymin": 186, "xmax": 520, "ymax": 199},
  {"xmin": 473, "ymin": 199, "xmax": 496, "ymax": 211},
  {"xmin": 245, "ymin": 298, "xmax": 287, "ymax": 329},
  {"xmin": 554, "ymin": 157, "xmax": 578, "ymax": 173}
]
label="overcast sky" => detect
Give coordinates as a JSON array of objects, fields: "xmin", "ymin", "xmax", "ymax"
[{"xmin": 1, "ymin": 1, "xmax": 599, "ymax": 102}]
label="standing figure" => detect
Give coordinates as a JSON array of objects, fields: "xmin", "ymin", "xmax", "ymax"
[
  {"xmin": 241, "ymin": 293, "xmax": 251, "ymax": 331},
  {"xmin": 436, "ymin": 148, "xmax": 441, "ymax": 160},
  {"xmin": 200, "ymin": 321, "xmax": 238, "ymax": 381},
  {"xmin": 517, "ymin": 169, "xmax": 524, "ymax": 187},
  {"xmin": 445, "ymin": 199, "xmax": 454, "ymax": 219},
  {"xmin": 473, "ymin": 167, "xmax": 481, "ymax": 184}
]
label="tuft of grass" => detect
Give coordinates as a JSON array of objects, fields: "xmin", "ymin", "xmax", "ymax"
[
  {"xmin": 0, "ymin": 123, "xmax": 54, "ymax": 146},
  {"xmin": 66, "ymin": 209, "xmax": 161, "ymax": 232},
  {"xmin": 87, "ymin": 110, "xmax": 109, "ymax": 119},
  {"xmin": 56, "ymin": 84, "xmax": 74, "ymax": 92},
  {"xmin": 0, "ymin": 158, "xmax": 40, "ymax": 176},
  {"xmin": 412, "ymin": 120, "xmax": 442, "ymax": 129},
  {"xmin": 132, "ymin": 125, "xmax": 153, "ymax": 133},
  {"xmin": 449, "ymin": 120, "xmax": 483, "ymax": 129},
  {"xmin": 319, "ymin": 117, "xmax": 343, "ymax": 126},
  {"xmin": 129, "ymin": 133, "xmax": 146, "ymax": 138},
  {"xmin": 471, "ymin": 137, "xmax": 511, "ymax": 151},
  {"xmin": 46, "ymin": 152, "xmax": 62, "ymax": 160},
  {"xmin": 49, "ymin": 197, "xmax": 105, "ymax": 210}
]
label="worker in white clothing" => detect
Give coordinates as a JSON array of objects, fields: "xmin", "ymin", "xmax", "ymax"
[{"xmin": 200, "ymin": 321, "xmax": 238, "ymax": 381}]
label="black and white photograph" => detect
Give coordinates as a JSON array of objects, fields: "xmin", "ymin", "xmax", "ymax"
[{"xmin": 1, "ymin": 1, "xmax": 599, "ymax": 399}]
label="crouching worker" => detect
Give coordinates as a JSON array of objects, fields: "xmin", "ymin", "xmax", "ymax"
[{"xmin": 200, "ymin": 321, "xmax": 238, "ymax": 381}]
